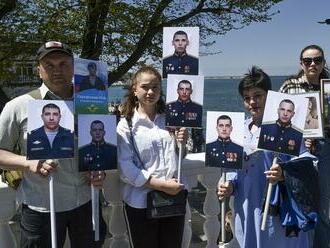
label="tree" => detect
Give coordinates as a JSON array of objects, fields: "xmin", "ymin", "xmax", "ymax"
[{"xmin": 0, "ymin": 0, "xmax": 282, "ymax": 86}]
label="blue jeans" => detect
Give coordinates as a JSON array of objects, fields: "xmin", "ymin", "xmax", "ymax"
[{"xmin": 20, "ymin": 201, "xmax": 106, "ymax": 248}]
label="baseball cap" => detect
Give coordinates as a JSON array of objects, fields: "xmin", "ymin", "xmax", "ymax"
[{"xmin": 37, "ymin": 41, "xmax": 73, "ymax": 61}]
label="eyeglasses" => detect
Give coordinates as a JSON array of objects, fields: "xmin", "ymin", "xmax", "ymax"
[
  {"xmin": 301, "ymin": 56, "xmax": 324, "ymax": 66},
  {"xmin": 243, "ymin": 94, "xmax": 265, "ymax": 103}
]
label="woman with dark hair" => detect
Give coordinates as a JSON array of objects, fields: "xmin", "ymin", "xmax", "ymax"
[
  {"xmin": 117, "ymin": 66, "xmax": 188, "ymax": 248},
  {"xmin": 219, "ymin": 66, "xmax": 311, "ymax": 248},
  {"xmin": 280, "ymin": 44, "xmax": 329, "ymax": 94}
]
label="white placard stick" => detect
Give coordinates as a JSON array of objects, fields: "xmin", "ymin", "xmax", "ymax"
[
  {"xmin": 261, "ymin": 156, "xmax": 278, "ymax": 231},
  {"xmin": 177, "ymin": 142, "xmax": 183, "ymax": 183},
  {"xmin": 221, "ymin": 171, "xmax": 227, "ymax": 243},
  {"xmin": 49, "ymin": 174, "xmax": 57, "ymax": 248},
  {"xmin": 91, "ymin": 185, "xmax": 95, "ymax": 231}
]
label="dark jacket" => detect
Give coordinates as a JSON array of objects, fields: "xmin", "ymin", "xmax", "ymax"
[
  {"xmin": 27, "ymin": 126, "xmax": 74, "ymax": 160},
  {"xmin": 78, "ymin": 142, "xmax": 117, "ymax": 171}
]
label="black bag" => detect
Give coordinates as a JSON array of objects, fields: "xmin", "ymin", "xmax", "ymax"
[
  {"xmin": 146, "ymin": 189, "xmax": 188, "ymax": 219},
  {"xmin": 126, "ymin": 117, "xmax": 188, "ymax": 219}
]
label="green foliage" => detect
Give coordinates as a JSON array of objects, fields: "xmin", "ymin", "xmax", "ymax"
[{"xmin": 0, "ymin": 0, "xmax": 283, "ymax": 85}]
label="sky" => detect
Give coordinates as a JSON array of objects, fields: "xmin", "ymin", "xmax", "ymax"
[{"xmin": 200, "ymin": 0, "xmax": 330, "ymax": 77}]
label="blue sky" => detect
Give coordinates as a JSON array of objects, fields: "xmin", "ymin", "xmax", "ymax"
[{"xmin": 200, "ymin": 0, "xmax": 330, "ymax": 77}]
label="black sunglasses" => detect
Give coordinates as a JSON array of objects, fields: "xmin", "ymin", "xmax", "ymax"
[{"xmin": 301, "ymin": 56, "xmax": 324, "ymax": 66}]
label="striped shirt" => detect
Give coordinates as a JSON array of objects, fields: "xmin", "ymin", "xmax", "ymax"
[{"xmin": 279, "ymin": 76, "xmax": 320, "ymax": 94}]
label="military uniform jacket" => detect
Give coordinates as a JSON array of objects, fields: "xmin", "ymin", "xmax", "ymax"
[
  {"xmin": 27, "ymin": 126, "xmax": 74, "ymax": 160},
  {"xmin": 258, "ymin": 122, "xmax": 302, "ymax": 156},
  {"xmin": 205, "ymin": 139, "xmax": 243, "ymax": 169},
  {"xmin": 166, "ymin": 99, "xmax": 202, "ymax": 127},
  {"xmin": 162, "ymin": 53, "xmax": 198, "ymax": 78},
  {"xmin": 79, "ymin": 76, "xmax": 105, "ymax": 92},
  {"xmin": 78, "ymin": 142, "xmax": 117, "ymax": 171}
]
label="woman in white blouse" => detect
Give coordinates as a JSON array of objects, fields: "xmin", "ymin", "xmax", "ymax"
[{"xmin": 117, "ymin": 66, "xmax": 188, "ymax": 248}]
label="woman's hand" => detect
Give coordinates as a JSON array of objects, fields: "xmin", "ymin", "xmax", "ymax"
[
  {"xmin": 147, "ymin": 177, "xmax": 184, "ymax": 195},
  {"xmin": 265, "ymin": 163, "xmax": 284, "ymax": 184}
]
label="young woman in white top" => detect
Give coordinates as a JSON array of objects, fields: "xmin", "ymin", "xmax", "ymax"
[{"xmin": 117, "ymin": 66, "xmax": 188, "ymax": 248}]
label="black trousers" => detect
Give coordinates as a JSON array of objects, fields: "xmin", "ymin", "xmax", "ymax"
[
  {"xmin": 124, "ymin": 203, "xmax": 185, "ymax": 248},
  {"xmin": 20, "ymin": 201, "xmax": 106, "ymax": 248}
]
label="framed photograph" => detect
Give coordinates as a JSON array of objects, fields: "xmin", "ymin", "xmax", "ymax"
[
  {"xmin": 27, "ymin": 100, "xmax": 74, "ymax": 160},
  {"xmin": 321, "ymin": 79, "xmax": 330, "ymax": 128},
  {"xmin": 205, "ymin": 111, "xmax": 244, "ymax": 170},
  {"xmin": 78, "ymin": 114, "xmax": 117, "ymax": 171},
  {"xmin": 162, "ymin": 27, "xmax": 199, "ymax": 78},
  {"xmin": 74, "ymin": 58, "xmax": 108, "ymax": 114},
  {"xmin": 165, "ymin": 75, "xmax": 204, "ymax": 128},
  {"xmin": 300, "ymin": 92, "xmax": 323, "ymax": 138},
  {"xmin": 258, "ymin": 91, "xmax": 308, "ymax": 156}
]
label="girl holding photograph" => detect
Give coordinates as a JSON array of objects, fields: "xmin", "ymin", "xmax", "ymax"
[
  {"xmin": 117, "ymin": 66, "xmax": 188, "ymax": 248},
  {"xmin": 218, "ymin": 66, "xmax": 312, "ymax": 248}
]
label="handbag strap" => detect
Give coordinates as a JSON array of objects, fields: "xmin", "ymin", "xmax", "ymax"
[{"xmin": 126, "ymin": 117, "xmax": 145, "ymax": 169}]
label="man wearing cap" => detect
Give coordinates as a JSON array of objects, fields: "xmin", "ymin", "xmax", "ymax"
[
  {"xmin": 162, "ymin": 30, "xmax": 199, "ymax": 78},
  {"xmin": 258, "ymin": 99, "xmax": 302, "ymax": 156},
  {"xmin": 79, "ymin": 62, "xmax": 106, "ymax": 92},
  {"xmin": 0, "ymin": 41, "xmax": 106, "ymax": 247},
  {"xmin": 79, "ymin": 120, "xmax": 117, "ymax": 171},
  {"xmin": 165, "ymin": 79, "xmax": 202, "ymax": 127},
  {"xmin": 206, "ymin": 115, "xmax": 243, "ymax": 169}
]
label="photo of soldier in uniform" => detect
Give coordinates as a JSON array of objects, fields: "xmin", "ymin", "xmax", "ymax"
[
  {"xmin": 78, "ymin": 115, "xmax": 117, "ymax": 171},
  {"xmin": 74, "ymin": 58, "xmax": 108, "ymax": 114},
  {"xmin": 162, "ymin": 27, "xmax": 199, "ymax": 78},
  {"xmin": 79, "ymin": 62, "xmax": 106, "ymax": 92},
  {"xmin": 258, "ymin": 91, "xmax": 308, "ymax": 156},
  {"xmin": 27, "ymin": 100, "xmax": 74, "ymax": 160},
  {"xmin": 321, "ymin": 79, "xmax": 330, "ymax": 127},
  {"xmin": 205, "ymin": 112, "xmax": 244, "ymax": 170},
  {"xmin": 165, "ymin": 75, "xmax": 203, "ymax": 128},
  {"xmin": 302, "ymin": 92, "xmax": 323, "ymax": 138}
]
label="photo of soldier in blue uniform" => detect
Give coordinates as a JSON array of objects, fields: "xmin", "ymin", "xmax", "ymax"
[
  {"xmin": 258, "ymin": 99, "xmax": 303, "ymax": 156},
  {"xmin": 206, "ymin": 115, "xmax": 243, "ymax": 169},
  {"xmin": 162, "ymin": 30, "xmax": 198, "ymax": 78},
  {"xmin": 79, "ymin": 120, "xmax": 117, "ymax": 171},
  {"xmin": 78, "ymin": 62, "xmax": 106, "ymax": 92},
  {"xmin": 166, "ymin": 79, "xmax": 202, "ymax": 128},
  {"xmin": 27, "ymin": 103, "xmax": 74, "ymax": 160}
]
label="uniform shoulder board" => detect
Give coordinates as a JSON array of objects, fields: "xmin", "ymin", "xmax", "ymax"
[{"xmin": 187, "ymin": 53, "xmax": 198, "ymax": 60}]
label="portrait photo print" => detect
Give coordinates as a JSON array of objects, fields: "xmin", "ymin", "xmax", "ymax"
[
  {"xmin": 162, "ymin": 27, "xmax": 199, "ymax": 78},
  {"xmin": 165, "ymin": 74, "xmax": 204, "ymax": 128},
  {"xmin": 205, "ymin": 111, "xmax": 244, "ymax": 170},
  {"xmin": 258, "ymin": 91, "xmax": 308, "ymax": 156},
  {"xmin": 78, "ymin": 114, "xmax": 117, "ymax": 171},
  {"xmin": 27, "ymin": 100, "xmax": 74, "ymax": 160}
]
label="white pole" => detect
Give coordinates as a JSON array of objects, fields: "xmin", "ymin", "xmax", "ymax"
[
  {"xmin": 261, "ymin": 156, "xmax": 278, "ymax": 231},
  {"xmin": 221, "ymin": 171, "xmax": 227, "ymax": 243},
  {"xmin": 92, "ymin": 183, "xmax": 100, "ymax": 241},
  {"xmin": 177, "ymin": 142, "xmax": 183, "ymax": 183},
  {"xmin": 49, "ymin": 174, "xmax": 57, "ymax": 248}
]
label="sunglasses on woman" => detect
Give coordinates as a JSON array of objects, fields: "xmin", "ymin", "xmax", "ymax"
[{"xmin": 301, "ymin": 56, "xmax": 324, "ymax": 66}]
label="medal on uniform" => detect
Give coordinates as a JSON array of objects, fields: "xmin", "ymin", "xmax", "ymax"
[{"xmin": 184, "ymin": 65, "xmax": 190, "ymax": 73}]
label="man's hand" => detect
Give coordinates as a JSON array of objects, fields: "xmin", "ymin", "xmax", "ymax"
[
  {"xmin": 89, "ymin": 171, "xmax": 106, "ymax": 188},
  {"xmin": 218, "ymin": 181, "xmax": 233, "ymax": 201},
  {"xmin": 175, "ymin": 127, "xmax": 188, "ymax": 144},
  {"xmin": 28, "ymin": 159, "xmax": 58, "ymax": 177},
  {"xmin": 265, "ymin": 163, "xmax": 284, "ymax": 184}
]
